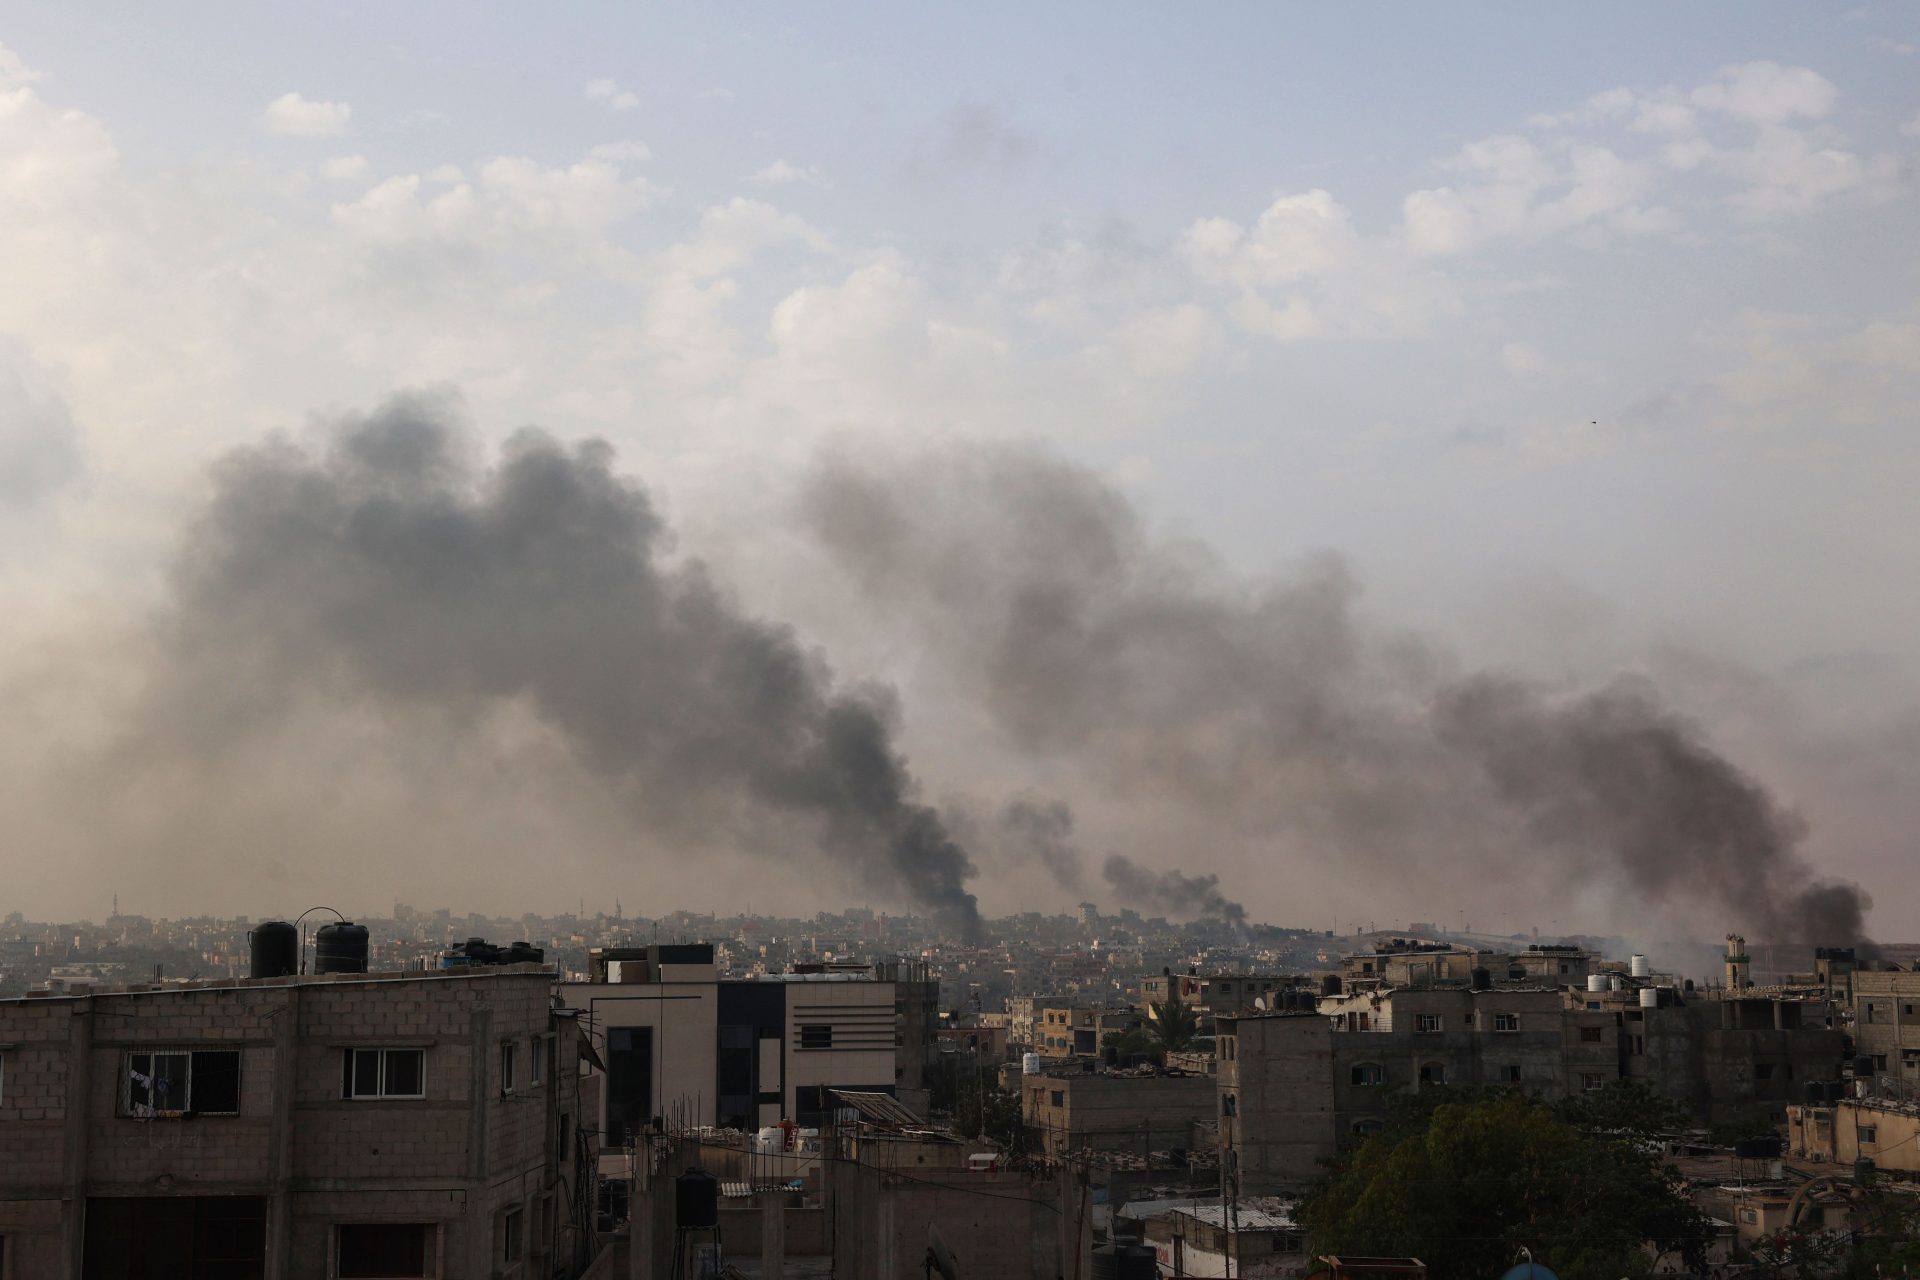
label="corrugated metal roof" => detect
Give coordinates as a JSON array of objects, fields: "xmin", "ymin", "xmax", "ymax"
[{"xmin": 828, "ymin": 1089, "xmax": 923, "ymax": 1128}]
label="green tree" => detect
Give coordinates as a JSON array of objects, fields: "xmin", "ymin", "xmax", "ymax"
[
  {"xmin": 1552, "ymin": 1081, "xmax": 1694, "ymax": 1139},
  {"xmin": 1297, "ymin": 1092, "xmax": 1710, "ymax": 1280},
  {"xmin": 1104, "ymin": 1027, "xmax": 1163, "ymax": 1066},
  {"xmin": 1147, "ymin": 992, "xmax": 1199, "ymax": 1054}
]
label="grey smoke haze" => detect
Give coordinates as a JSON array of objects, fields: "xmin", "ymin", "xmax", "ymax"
[
  {"xmin": 1102, "ymin": 853, "xmax": 1247, "ymax": 924},
  {"xmin": 141, "ymin": 397, "xmax": 980, "ymax": 933},
  {"xmin": 992, "ymin": 795, "xmax": 1085, "ymax": 893},
  {"xmin": 799, "ymin": 442, "xmax": 1875, "ymax": 944}
]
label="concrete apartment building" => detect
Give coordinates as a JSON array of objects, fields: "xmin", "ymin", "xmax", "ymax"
[
  {"xmin": 1786, "ymin": 1095, "xmax": 1920, "ymax": 1174},
  {"xmin": 1565, "ymin": 986, "xmax": 1844, "ymax": 1125},
  {"xmin": 0, "ymin": 965, "xmax": 588, "ymax": 1280},
  {"xmin": 1851, "ymin": 969, "xmax": 1920, "ymax": 1080},
  {"xmin": 1006, "ymin": 995, "xmax": 1077, "ymax": 1049},
  {"xmin": 1139, "ymin": 972, "xmax": 1296, "ymax": 1016},
  {"xmin": 1340, "ymin": 941, "xmax": 1594, "ymax": 991},
  {"xmin": 1021, "ymin": 1069, "xmax": 1215, "ymax": 1159},
  {"xmin": 558, "ymin": 944, "xmax": 912, "ymax": 1139}
]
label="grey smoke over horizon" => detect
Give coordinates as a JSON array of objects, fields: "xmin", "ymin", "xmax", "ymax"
[
  {"xmin": 1102, "ymin": 853, "xmax": 1248, "ymax": 925},
  {"xmin": 134, "ymin": 397, "xmax": 982, "ymax": 935},
  {"xmin": 798, "ymin": 441, "xmax": 1876, "ymax": 945}
]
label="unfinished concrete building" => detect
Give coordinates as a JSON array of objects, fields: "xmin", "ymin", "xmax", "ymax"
[{"xmin": 0, "ymin": 964, "xmax": 591, "ymax": 1280}]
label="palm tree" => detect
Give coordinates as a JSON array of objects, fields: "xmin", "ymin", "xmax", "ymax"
[{"xmin": 1147, "ymin": 992, "xmax": 1199, "ymax": 1055}]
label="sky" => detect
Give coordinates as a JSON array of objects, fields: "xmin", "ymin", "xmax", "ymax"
[{"xmin": 1, "ymin": 5, "xmax": 1917, "ymax": 937}]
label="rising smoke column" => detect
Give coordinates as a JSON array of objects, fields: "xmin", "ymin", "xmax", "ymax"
[
  {"xmin": 148, "ymin": 397, "xmax": 980, "ymax": 933},
  {"xmin": 1102, "ymin": 853, "xmax": 1247, "ymax": 924},
  {"xmin": 799, "ymin": 441, "xmax": 1874, "ymax": 943}
]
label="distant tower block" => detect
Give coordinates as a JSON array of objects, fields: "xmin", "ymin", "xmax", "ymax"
[{"xmin": 1725, "ymin": 933, "xmax": 1750, "ymax": 990}]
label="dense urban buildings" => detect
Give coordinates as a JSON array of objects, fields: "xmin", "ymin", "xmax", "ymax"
[{"xmin": 2, "ymin": 902, "xmax": 1916, "ymax": 1276}]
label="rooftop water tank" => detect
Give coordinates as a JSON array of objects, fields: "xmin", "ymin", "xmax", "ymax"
[
  {"xmin": 248, "ymin": 920, "xmax": 298, "ymax": 979},
  {"xmin": 675, "ymin": 1169, "xmax": 718, "ymax": 1228},
  {"xmin": 1022, "ymin": 1052, "xmax": 1043, "ymax": 1075},
  {"xmin": 1639, "ymin": 988, "xmax": 1660, "ymax": 1009},
  {"xmin": 314, "ymin": 921, "xmax": 369, "ymax": 974},
  {"xmin": 1587, "ymin": 974, "xmax": 1608, "ymax": 993},
  {"xmin": 1630, "ymin": 954, "xmax": 1651, "ymax": 978},
  {"xmin": 1322, "ymin": 973, "xmax": 1342, "ymax": 996}
]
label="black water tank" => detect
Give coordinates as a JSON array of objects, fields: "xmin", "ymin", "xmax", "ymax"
[
  {"xmin": 676, "ymin": 1169, "xmax": 718, "ymax": 1228},
  {"xmin": 249, "ymin": 921, "xmax": 298, "ymax": 979},
  {"xmin": 1804, "ymin": 1081, "xmax": 1824, "ymax": 1105},
  {"xmin": 314, "ymin": 921, "xmax": 370, "ymax": 974},
  {"xmin": 507, "ymin": 940, "xmax": 544, "ymax": 965},
  {"xmin": 1322, "ymin": 973, "xmax": 1341, "ymax": 996},
  {"xmin": 1470, "ymin": 967, "xmax": 1492, "ymax": 991},
  {"xmin": 1090, "ymin": 1242, "xmax": 1158, "ymax": 1280},
  {"xmin": 1855, "ymin": 1056, "xmax": 1875, "ymax": 1078}
]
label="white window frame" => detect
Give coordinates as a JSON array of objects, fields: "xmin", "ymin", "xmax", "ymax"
[
  {"xmin": 1492, "ymin": 1013, "xmax": 1520, "ymax": 1032},
  {"xmin": 1414, "ymin": 1013, "xmax": 1443, "ymax": 1033},
  {"xmin": 501, "ymin": 1041, "xmax": 517, "ymax": 1094},
  {"xmin": 530, "ymin": 1036, "xmax": 547, "ymax": 1087},
  {"xmin": 343, "ymin": 1047, "xmax": 426, "ymax": 1101}
]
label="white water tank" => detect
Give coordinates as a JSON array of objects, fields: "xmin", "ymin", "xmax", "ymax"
[
  {"xmin": 1630, "ymin": 954, "xmax": 1651, "ymax": 978},
  {"xmin": 1022, "ymin": 1052, "xmax": 1043, "ymax": 1075},
  {"xmin": 1587, "ymin": 974, "xmax": 1608, "ymax": 993},
  {"xmin": 753, "ymin": 1127, "xmax": 783, "ymax": 1155},
  {"xmin": 1610, "ymin": 975, "xmax": 1625, "ymax": 992},
  {"xmin": 1639, "ymin": 988, "xmax": 1660, "ymax": 1009}
]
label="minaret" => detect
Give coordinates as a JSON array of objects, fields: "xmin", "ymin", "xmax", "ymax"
[{"xmin": 1725, "ymin": 934, "xmax": 1749, "ymax": 990}]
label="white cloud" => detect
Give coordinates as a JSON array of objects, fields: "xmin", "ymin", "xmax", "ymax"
[
  {"xmin": 321, "ymin": 154, "xmax": 370, "ymax": 181},
  {"xmin": 1872, "ymin": 36, "xmax": 1916, "ymax": 56},
  {"xmin": 748, "ymin": 159, "xmax": 825, "ymax": 187},
  {"xmin": 263, "ymin": 91, "xmax": 352, "ymax": 138},
  {"xmin": 1402, "ymin": 136, "xmax": 1665, "ymax": 255},
  {"xmin": 585, "ymin": 78, "xmax": 639, "ymax": 112},
  {"xmin": 1690, "ymin": 61, "xmax": 1837, "ymax": 125},
  {"xmin": 0, "ymin": 41, "xmax": 43, "ymax": 89}
]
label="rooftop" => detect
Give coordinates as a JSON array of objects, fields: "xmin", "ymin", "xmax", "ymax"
[{"xmin": 0, "ymin": 962, "xmax": 553, "ymax": 1003}]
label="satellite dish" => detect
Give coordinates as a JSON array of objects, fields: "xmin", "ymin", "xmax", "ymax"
[
  {"xmin": 926, "ymin": 1224, "xmax": 959, "ymax": 1280},
  {"xmin": 1253, "ymin": 996, "xmax": 1268, "ymax": 1011},
  {"xmin": 1500, "ymin": 1263, "xmax": 1558, "ymax": 1280}
]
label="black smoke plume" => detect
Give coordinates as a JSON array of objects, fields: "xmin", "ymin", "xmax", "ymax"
[
  {"xmin": 1102, "ymin": 854, "xmax": 1247, "ymax": 924},
  {"xmin": 992, "ymin": 795, "xmax": 1086, "ymax": 893},
  {"xmin": 149, "ymin": 397, "xmax": 980, "ymax": 933},
  {"xmin": 800, "ymin": 442, "xmax": 1874, "ymax": 944}
]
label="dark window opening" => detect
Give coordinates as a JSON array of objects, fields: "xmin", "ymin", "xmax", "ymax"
[
  {"xmin": 800, "ymin": 1024, "xmax": 833, "ymax": 1050},
  {"xmin": 1580, "ymin": 1026, "xmax": 1604, "ymax": 1043},
  {"xmin": 338, "ymin": 1222, "xmax": 432, "ymax": 1278},
  {"xmin": 123, "ymin": 1049, "xmax": 241, "ymax": 1116},
  {"xmin": 84, "ymin": 1195, "xmax": 265, "ymax": 1280},
  {"xmin": 606, "ymin": 1026, "xmax": 654, "ymax": 1146},
  {"xmin": 342, "ymin": 1048, "xmax": 424, "ymax": 1100}
]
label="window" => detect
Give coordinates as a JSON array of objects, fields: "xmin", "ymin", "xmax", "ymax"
[
  {"xmin": 530, "ymin": 1037, "xmax": 546, "ymax": 1086},
  {"xmin": 342, "ymin": 1048, "xmax": 425, "ymax": 1100},
  {"xmin": 1414, "ymin": 1014, "xmax": 1442, "ymax": 1033},
  {"xmin": 1504, "ymin": 1064, "xmax": 1522, "ymax": 1083},
  {"xmin": 1352, "ymin": 1118, "xmax": 1384, "ymax": 1137},
  {"xmin": 1581, "ymin": 1073, "xmax": 1606, "ymax": 1091},
  {"xmin": 338, "ymin": 1223, "xmax": 432, "ymax": 1278},
  {"xmin": 1740, "ymin": 1208, "xmax": 1757, "ymax": 1225},
  {"xmin": 1049, "ymin": 1090, "xmax": 1064, "ymax": 1107},
  {"xmin": 1874, "ymin": 1055, "xmax": 1889, "ymax": 1072},
  {"xmin": 1866, "ymin": 1004, "xmax": 1880, "ymax": 1023},
  {"xmin": 501, "ymin": 1206, "xmax": 523, "ymax": 1263},
  {"xmin": 1222, "ymin": 1092, "xmax": 1237, "ymax": 1118},
  {"xmin": 1559, "ymin": 963, "xmax": 1571, "ymax": 976},
  {"xmin": 1419, "ymin": 1062, "xmax": 1447, "ymax": 1086},
  {"xmin": 501, "ymin": 1042, "xmax": 517, "ymax": 1093},
  {"xmin": 1580, "ymin": 1026, "xmax": 1604, "ymax": 1043},
  {"xmin": 1859, "ymin": 1125, "xmax": 1878, "ymax": 1145},
  {"xmin": 1493, "ymin": 1013, "xmax": 1519, "ymax": 1032},
  {"xmin": 1351, "ymin": 1063, "xmax": 1385, "ymax": 1087},
  {"xmin": 800, "ymin": 1024, "xmax": 833, "ymax": 1050},
  {"xmin": 1906, "ymin": 1004, "xmax": 1915, "ymax": 1017},
  {"xmin": 123, "ymin": 1049, "xmax": 241, "ymax": 1116}
]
